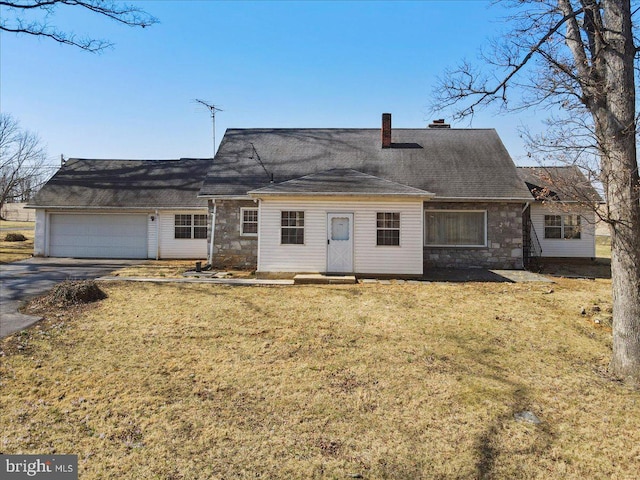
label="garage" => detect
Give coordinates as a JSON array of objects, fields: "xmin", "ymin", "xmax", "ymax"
[{"xmin": 49, "ymin": 214, "xmax": 148, "ymax": 259}]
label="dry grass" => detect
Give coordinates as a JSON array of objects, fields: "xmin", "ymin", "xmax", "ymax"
[
  {"xmin": 0, "ymin": 221, "xmax": 34, "ymax": 263},
  {"xmin": 108, "ymin": 260, "xmax": 200, "ymax": 278},
  {"xmin": 111, "ymin": 260, "xmax": 254, "ymax": 279},
  {"xmin": 595, "ymin": 235, "xmax": 611, "ymax": 259},
  {"xmin": 1, "ymin": 279, "xmax": 638, "ymax": 479}
]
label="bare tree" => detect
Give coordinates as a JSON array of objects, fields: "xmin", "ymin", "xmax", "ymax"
[
  {"xmin": 432, "ymin": 0, "xmax": 640, "ymax": 383},
  {"xmin": 0, "ymin": 0, "xmax": 157, "ymax": 52},
  {"xmin": 0, "ymin": 114, "xmax": 48, "ymax": 218}
]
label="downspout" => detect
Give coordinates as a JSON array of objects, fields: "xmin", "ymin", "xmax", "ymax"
[
  {"xmin": 208, "ymin": 200, "xmax": 216, "ymax": 266},
  {"xmin": 155, "ymin": 209, "xmax": 160, "ymax": 260},
  {"xmin": 255, "ymin": 198, "xmax": 261, "ymax": 273}
]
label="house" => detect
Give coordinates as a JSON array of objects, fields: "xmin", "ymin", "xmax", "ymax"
[
  {"xmin": 517, "ymin": 166, "xmax": 604, "ymax": 260},
  {"xmin": 28, "ymin": 158, "xmax": 211, "ymax": 259},
  {"xmin": 198, "ymin": 114, "xmax": 533, "ymax": 276},
  {"xmin": 33, "ymin": 115, "xmax": 599, "ymax": 276}
]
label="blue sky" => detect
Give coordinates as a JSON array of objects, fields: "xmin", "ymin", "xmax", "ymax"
[{"xmin": 1, "ymin": 0, "xmax": 544, "ymax": 168}]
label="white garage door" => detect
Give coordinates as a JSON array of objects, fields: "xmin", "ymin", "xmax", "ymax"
[{"xmin": 49, "ymin": 214, "xmax": 148, "ymax": 259}]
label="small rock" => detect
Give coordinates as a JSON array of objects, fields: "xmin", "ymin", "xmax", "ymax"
[
  {"xmin": 591, "ymin": 305, "xmax": 601, "ymax": 312},
  {"xmin": 594, "ymin": 319, "xmax": 601, "ymax": 324},
  {"xmin": 514, "ymin": 411, "xmax": 542, "ymax": 424}
]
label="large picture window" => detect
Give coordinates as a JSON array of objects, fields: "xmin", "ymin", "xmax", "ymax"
[
  {"xmin": 544, "ymin": 215, "xmax": 581, "ymax": 239},
  {"xmin": 281, "ymin": 211, "xmax": 304, "ymax": 244},
  {"xmin": 425, "ymin": 210, "xmax": 486, "ymax": 247},
  {"xmin": 175, "ymin": 214, "xmax": 207, "ymax": 239},
  {"xmin": 376, "ymin": 212, "xmax": 400, "ymax": 246},
  {"xmin": 241, "ymin": 208, "xmax": 258, "ymax": 236}
]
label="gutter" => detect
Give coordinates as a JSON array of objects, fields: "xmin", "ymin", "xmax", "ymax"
[{"xmin": 24, "ymin": 205, "xmax": 208, "ymax": 210}]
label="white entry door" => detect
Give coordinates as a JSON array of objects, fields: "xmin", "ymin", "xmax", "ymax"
[{"xmin": 327, "ymin": 213, "xmax": 354, "ymax": 273}]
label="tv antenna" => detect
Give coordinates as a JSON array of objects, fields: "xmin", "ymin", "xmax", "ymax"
[{"xmin": 194, "ymin": 99, "xmax": 223, "ymax": 156}]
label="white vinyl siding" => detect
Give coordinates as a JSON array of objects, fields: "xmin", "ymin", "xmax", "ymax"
[
  {"xmin": 156, "ymin": 210, "xmax": 208, "ymax": 259},
  {"xmin": 257, "ymin": 198, "xmax": 423, "ymax": 275},
  {"xmin": 34, "ymin": 209, "xmax": 46, "ymax": 256},
  {"xmin": 39, "ymin": 209, "xmax": 207, "ymax": 259},
  {"xmin": 530, "ymin": 203, "xmax": 596, "ymax": 257}
]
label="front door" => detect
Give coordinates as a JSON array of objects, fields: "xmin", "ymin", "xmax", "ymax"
[{"xmin": 327, "ymin": 213, "xmax": 354, "ymax": 273}]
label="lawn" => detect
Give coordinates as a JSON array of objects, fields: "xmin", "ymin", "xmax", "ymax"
[
  {"xmin": 0, "ymin": 220, "xmax": 34, "ymax": 263},
  {"xmin": 595, "ymin": 235, "xmax": 611, "ymax": 259},
  {"xmin": 1, "ymin": 279, "xmax": 638, "ymax": 479}
]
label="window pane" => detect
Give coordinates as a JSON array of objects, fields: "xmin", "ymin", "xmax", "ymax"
[
  {"xmin": 564, "ymin": 215, "xmax": 580, "ymax": 226},
  {"xmin": 545, "ymin": 226, "xmax": 562, "ymax": 239},
  {"xmin": 244, "ymin": 210, "xmax": 258, "ymax": 223},
  {"xmin": 194, "ymin": 226, "xmax": 208, "ymax": 239},
  {"xmin": 425, "ymin": 211, "xmax": 485, "ymax": 246},
  {"xmin": 243, "ymin": 223, "xmax": 258, "ymax": 234},
  {"xmin": 194, "ymin": 215, "xmax": 207, "ymax": 226},
  {"xmin": 564, "ymin": 227, "xmax": 581, "ymax": 239},
  {"xmin": 376, "ymin": 212, "xmax": 400, "ymax": 246},
  {"xmin": 331, "ymin": 217, "xmax": 349, "ymax": 241},
  {"xmin": 564, "ymin": 216, "xmax": 581, "ymax": 239},
  {"xmin": 377, "ymin": 229, "xmax": 399, "ymax": 246},
  {"xmin": 281, "ymin": 227, "xmax": 304, "ymax": 244},
  {"xmin": 175, "ymin": 227, "xmax": 192, "ymax": 239},
  {"xmin": 242, "ymin": 209, "xmax": 258, "ymax": 235},
  {"xmin": 545, "ymin": 215, "xmax": 561, "ymax": 227},
  {"xmin": 175, "ymin": 214, "xmax": 192, "ymax": 226}
]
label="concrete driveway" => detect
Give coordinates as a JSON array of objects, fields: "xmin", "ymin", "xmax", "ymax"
[{"xmin": 0, "ymin": 258, "xmax": 141, "ymax": 338}]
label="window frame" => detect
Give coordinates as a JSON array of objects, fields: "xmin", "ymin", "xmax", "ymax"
[
  {"xmin": 424, "ymin": 210, "xmax": 488, "ymax": 247},
  {"xmin": 376, "ymin": 212, "xmax": 401, "ymax": 247},
  {"xmin": 544, "ymin": 214, "xmax": 582, "ymax": 240},
  {"xmin": 280, "ymin": 211, "xmax": 305, "ymax": 245},
  {"xmin": 240, "ymin": 207, "xmax": 259, "ymax": 237},
  {"xmin": 174, "ymin": 213, "xmax": 208, "ymax": 240}
]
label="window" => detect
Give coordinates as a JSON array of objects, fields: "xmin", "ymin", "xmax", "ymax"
[
  {"xmin": 544, "ymin": 215, "xmax": 581, "ymax": 239},
  {"xmin": 376, "ymin": 212, "xmax": 400, "ymax": 246},
  {"xmin": 425, "ymin": 210, "xmax": 486, "ymax": 246},
  {"xmin": 281, "ymin": 211, "xmax": 304, "ymax": 244},
  {"xmin": 175, "ymin": 214, "xmax": 208, "ymax": 239},
  {"xmin": 241, "ymin": 208, "xmax": 258, "ymax": 236}
]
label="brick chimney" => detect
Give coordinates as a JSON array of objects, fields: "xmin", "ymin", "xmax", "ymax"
[
  {"xmin": 381, "ymin": 113, "xmax": 392, "ymax": 148},
  {"xmin": 428, "ymin": 119, "xmax": 450, "ymax": 129}
]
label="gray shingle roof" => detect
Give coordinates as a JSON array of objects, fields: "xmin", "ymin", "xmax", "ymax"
[
  {"xmin": 249, "ymin": 168, "xmax": 434, "ymax": 197},
  {"xmin": 199, "ymin": 128, "xmax": 533, "ymax": 200},
  {"xmin": 29, "ymin": 158, "xmax": 211, "ymax": 208},
  {"xmin": 200, "ymin": 128, "xmax": 530, "ymax": 200},
  {"xmin": 517, "ymin": 166, "xmax": 604, "ymax": 203}
]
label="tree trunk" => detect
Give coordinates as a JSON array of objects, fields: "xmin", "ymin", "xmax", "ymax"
[{"xmin": 601, "ymin": 0, "xmax": 640, "ymax": 383}]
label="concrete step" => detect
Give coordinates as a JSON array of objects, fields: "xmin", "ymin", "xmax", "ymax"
[{"xmin": 293, "ymin": 274, "xmax": 357, "ymax": 285}]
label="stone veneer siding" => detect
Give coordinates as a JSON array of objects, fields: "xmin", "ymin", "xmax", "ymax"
[
  {"xmin": 209, "ymin": 199, "xmax": 258, "ymax": 269},
  {"xmin": 423, "ymin": 202, "xmax": 525, "ymax": 269}
]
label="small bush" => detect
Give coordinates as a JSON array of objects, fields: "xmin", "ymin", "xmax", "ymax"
[
  {"xmin": 4, "ymin": 233, "xmax": 27, "ymax": 242},
  {"xmin": 45, "ymin": 280, "xmax": 108, "ymax": 307}
]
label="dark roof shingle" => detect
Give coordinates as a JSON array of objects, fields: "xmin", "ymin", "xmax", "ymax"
[
  {"xmin": 517, "ymin": 166, "xmax": 603, "ymax": 203},
  {"xmin": 29, "ymin": 158, "xmax": 211, "ymax": 208},
  {"xmin": 199, "ymin": 128, "xmax": 532, "ymax": 200},
  {"xmin": 249, "ymin": 168, "xmax": 434, "ymax": 197}
]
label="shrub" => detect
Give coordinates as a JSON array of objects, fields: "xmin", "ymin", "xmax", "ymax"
[
  {"xmin": 4, "ymin": 232, "xmax": 27, "ymax": 242},
  {"xmin": 46, "ymin": 280, "xmax": 108, "ymax": 307}
]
